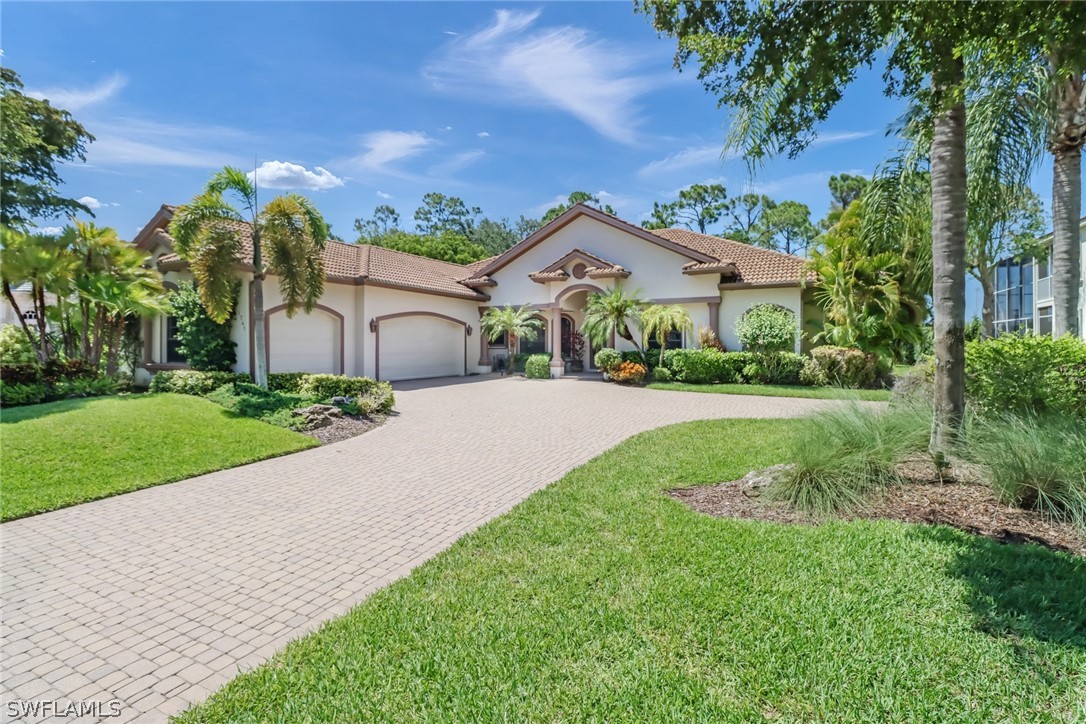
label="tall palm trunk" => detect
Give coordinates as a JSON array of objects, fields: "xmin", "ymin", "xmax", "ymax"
[
  {"xmin": 930, "ymin": 56, "xmax": 968, "ymax": 453},
  {"xmin": 251, "ymin": 229, "xmax": 269, "ymax": 388},
  {"xmin": 1049, "ymin": 68, "xmax": 1084, "ymax": 337}
]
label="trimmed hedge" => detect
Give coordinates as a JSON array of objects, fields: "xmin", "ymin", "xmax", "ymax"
[
  {"xmin": 594, "ymin": 348, "xmax": 621, "ymax": 373},
  {"xmin": 149, "ymin": 370, "xmax": 252, "ymax": 396},
  {"xmin": 525, "ymin": 354, "xmax": 551, "ymax": 379},
  {"xmin": 268, "ymin": 372, "xmax": 306, "ymax": 394}
]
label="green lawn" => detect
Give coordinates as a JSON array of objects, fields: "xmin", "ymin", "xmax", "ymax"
[
  {"xmin": 649, "ymin": 381, "xmax": 892, "ymax": 401},
  {"xmin": 180, "ymin": 419, "xmax": 1084, "ymax": 722},
  {"xmin": 1, "ymin": 394, "xmax": 315, "ymax": 521}
]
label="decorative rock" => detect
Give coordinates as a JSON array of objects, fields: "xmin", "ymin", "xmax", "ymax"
[
  {"xmin": 292, "ymin": 404, "xmax": 344, "ymax": 430},
  {"xmin": 737, "ymin": 463, "xmax": 795, "ymax": 498},
  {"xmin": 330, "ymin": 396, "xmax": 355, "ymax": 405}
]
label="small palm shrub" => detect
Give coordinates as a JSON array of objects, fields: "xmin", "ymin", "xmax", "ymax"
[
  {"xmin": 767, "ymin": 403, "xmax": 931, "ymax": 515},
  {"xmin": 594, "ymin": 348, "xmax": 621, "ymax": 374},
  {"xmin": 610, "ymin": 361, "xmax": 646, "ymax": 385},
  {"xmin": 697, "ymin": 326, "xmax": 725, "ymax": 352},
  {"xmin": 968, "ymin": 414, "xmax": 1086, "ymax": 528},
  {"xmin": 966, "ymin": 334, "xmax": 1086, "ymax": 419},
  {"xmin": 734, "ymin": 304, "xmax": 796, "ymax": 353},
  {"xmin": 525, "ymin": 354, "xmax": 551, "ymax": 379}
]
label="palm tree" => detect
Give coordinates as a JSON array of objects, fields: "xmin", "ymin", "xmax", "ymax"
[
  {"xmin": 169, "ymin": 167, "xmax": 329, "ymax": 387},
  {"xmin": 0, "ymin": 227, "xmax": 75, "ymax": 363},
  {"xmin": 479, "ymin": 305, "xmax": 543, "ymax": 372},
  {"xmin": 582, "ymin": 286, "xmax": 648, "ymax": 364},
  {"xmin": 640, "ymin": 304, "xmax": 693, "ymax": 367}
]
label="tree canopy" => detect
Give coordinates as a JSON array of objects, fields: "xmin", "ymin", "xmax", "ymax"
[{"xmin": 0, "ymin": 67, "xmax": 96, "ymax": 230}]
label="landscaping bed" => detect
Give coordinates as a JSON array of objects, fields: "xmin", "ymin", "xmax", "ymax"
[
  {"xmin": 672, "ymin": 460, "xmax": 1086, "ymax": 558},
  {"xmin": 648, "ymin": 381, "xmax": 891, "ymax": 400}
]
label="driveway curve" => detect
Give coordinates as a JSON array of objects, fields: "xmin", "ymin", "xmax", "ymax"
[{"xmin": 2, "ymin": 377, "xmax": 834, "ymax": 722}]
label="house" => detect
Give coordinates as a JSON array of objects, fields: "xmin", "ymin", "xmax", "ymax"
[
  {"xmin": 133, "ymin": 203, "xmax": 818, "ymax": 382},
  {"xmin": 990, "ymin": 217, "xmax": 1086, "ymax": 337}
]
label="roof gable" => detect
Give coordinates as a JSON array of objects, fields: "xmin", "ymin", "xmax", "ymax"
[{"xmin": 475, "ymin": 204, "xmax": 717, "ymax": 278}]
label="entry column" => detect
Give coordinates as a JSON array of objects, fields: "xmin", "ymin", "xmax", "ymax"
[{"xmin": 550, "ymin": 306, "xmax": 563, "ymax": 377}]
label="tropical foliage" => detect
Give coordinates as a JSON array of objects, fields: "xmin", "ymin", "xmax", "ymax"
[
  {"xmin": 810, "ymin": 200, "xmax": 929, "ymax": 362},
  {"xmin": 640, "ymin": 304, "xmax": 693, "ymax": 366},
  {"xmin": 582, "ymin": 287, "xmax": 648, "ymax": 364},
  {"xmin": 480, "ymin": 305, "xmax": 543, "ymax": 369},
  {"xmin": 733, "ymin": 303, "xmax": 796, "ymax": 354},
  {"xmin": 168, "ymin": 282, "xmax": 238, "ymax": 372},
  {"xmin": 169, "ymin": 166, "xmax": 329, "ymax": 387}
]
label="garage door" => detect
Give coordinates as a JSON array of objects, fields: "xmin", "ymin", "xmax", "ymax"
[
  {"xmin": 379, "ymin": 315, "xmax": 464, "ymax": 381},
  {"xmin": 268, "ymin": 308, "xmax": 339, "ymax": 373}
]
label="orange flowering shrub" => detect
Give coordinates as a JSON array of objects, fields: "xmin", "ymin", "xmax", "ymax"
[{"xmin": 609, "ymin": 361, "xmax": 646, "ymax": 384}]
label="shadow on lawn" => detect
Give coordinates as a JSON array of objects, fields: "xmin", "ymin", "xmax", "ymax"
[{"xmin": 917, "ymin": 527, "xmax": 1086, "ymax": 649}]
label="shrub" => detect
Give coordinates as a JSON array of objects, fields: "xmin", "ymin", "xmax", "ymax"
[
  {"xmin": 734, "ymin": 304, "xmax": 796, "ymax": 353},
  {"xmin": 0, "ymin": 325, "xmax": 36, "ymax": 365},
  {"xmin": 169, "ymin": 281, "xmax": 238, "ymax": 371},
  {"xmin": 968, "ymin": 414, "xmax": 1086, "ymax": 528},
  {"xmin": 525, "ymin": 354, "xmax": 551, "ymax": 379},
  {"xmin": 52, "ymin": 376, "xmax": 118, "ymax": 399},
  {"xmin": 149, "ymin": 370, "xmax": 251, "ymax": 395},
  {"xmin": 661, "ymin": 349, "xmax": 762, "ymax": 384},
  {"xmin": 268, "ymin": 372, "xmax": 306, "ymax": 394},
  {"xmin": 799, "ymin": 357, "xmax": 828, "ymax": 387},
  {"xmin": 594, "ymin": 348, "xmax": 621, "ymax": 374},
  {"xmin": 965, "ymin": 334, "xmax": 1086, "ymax": 419},
  {"xmin": 297, "ymin": 374, "xmax": 395, "ymax": 414},
  {"xmin": 621, "ymin": 350, "xmax": 654, "ymax": 369},
  {"xmin": 806, "ymin": 346, "xmax": 883, "ymax": 388},
  {"xmin": 610, "ymin": 361, "xmax": 646, "ymax": 385},
  {"xmin": 742, "ymin": 352, "xmax": 805, "ymax": 385},
  {"xmin": 652, "ymin": 366, "xmax": 672, "ymax": 383},
  {"xmin": 41, "ymin": 359, "xmax": 98, "ymax": 385},
  {"xmin": 890, "ymin": 361, "xmax": 934, "ymax": 407},
  {"xmin": 0, "ymin": 381, "xmax": 46, "ymax": 406},
  {"xmin": 1, "ymin": 363, "xmax": 41, "ymax": 385},
  {"xmin": 509, "ymin": 353, "xmax": 544, "ymax": 373},
  {"xmin": 697, "ymin": 326, "xmax": 725, "ymax": 352},
  {"xmin": 207, "ymin": 383, "xmax": 313, "ymax": 430},
  {"xmin": 766, "ymin": 403, "xmax": 932, "ymax": 515}
]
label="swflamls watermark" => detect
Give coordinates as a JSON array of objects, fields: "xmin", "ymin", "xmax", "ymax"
[{"xmin": 5, "ymin": 699, "xmax": 122, "ymax": 719}]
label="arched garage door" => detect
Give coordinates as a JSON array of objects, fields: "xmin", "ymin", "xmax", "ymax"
[
  {"xmin": 378, "ymin": 314, "xmax": 465, "ymax": 381},
  {"xmin": 267, "ymin": 305, "xmax": 342, "ymax": 374}
]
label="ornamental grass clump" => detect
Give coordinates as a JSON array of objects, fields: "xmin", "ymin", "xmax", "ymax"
[
  {"xmin": 968, "ymin": 414, "xmax": 1086, "ymax": 529},
  {"xmin": 767, "ymin": 403, "xmax": 930, "ymax": 515}
]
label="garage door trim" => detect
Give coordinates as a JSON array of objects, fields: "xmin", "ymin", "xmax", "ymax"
[
  {"xmin": 264, "ymin": 303, "xmax": 345, "ymax": 374},
  {"xmin": 371, "ymin": 311, "xmax": 470, "ymax": 381}
]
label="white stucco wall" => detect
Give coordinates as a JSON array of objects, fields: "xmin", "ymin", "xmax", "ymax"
[
  {"xmin": 718, "ymin": 286, "xmax": 804, "ymax": 353},
  {"xmin": 260, "ymin": 278, "xmax": 361, "ymax": 376}
]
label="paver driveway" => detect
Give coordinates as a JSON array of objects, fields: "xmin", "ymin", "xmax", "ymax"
[{"xmin": 2, "ymin": 377, "xmax": 835, "ymax": 722}]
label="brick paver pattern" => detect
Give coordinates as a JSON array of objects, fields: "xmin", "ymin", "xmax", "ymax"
[{"xmin": 1, "ymin": 377, "xmax": 836, "ymax": 722}]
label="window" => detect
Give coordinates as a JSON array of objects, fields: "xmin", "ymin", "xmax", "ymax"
[
  {"xmin": 647, "ymin": 328, "xmax": 684, "ymax": 352},
  {"xmin": 488, "ymin": 331, "xmax": 508, "ymax": 348},
  {"xmin": 165, "ymin": 316, "xmax": 185, "ymax": 363},
  {"xmin": 519, "ymin": 318, "xmax": 546, "ymax": 355},
  {"xmin": 560, "ymin": 316, "xmax": 573, "ymax": 358},
  {"xmin": 1038, "ymin": 305, "xmax": 1053, "ymax": 336},
  {"xmin": 992, "ymin": 257, "xmax": 1034, "ymax": 336}
]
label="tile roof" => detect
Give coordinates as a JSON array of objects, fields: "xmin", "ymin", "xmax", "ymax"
[
  {"xmin": 649, "ymin": 228, "xmax": 814, "ymax": 285},
  {"xmin": 152, "ymin": 211, "xmax": 487, "ymax": 300}
]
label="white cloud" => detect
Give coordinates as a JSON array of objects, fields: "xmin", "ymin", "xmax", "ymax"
[
  {"xmin": 77, "ymin": 196, "xmax": 103, "ymax": 209},
  {"xmin": 810, "ymin": 130, "xmax": 878, "ymax": 146},
  {"xmin": 638, "ymin": 144, "xmax": 734, "ymax": 178},
  {"xmin": 85, "ymin": 118, "xmax": 248, "ymax": 168},
  {"xmin": 350, "ymin": 130, "xmax": 434, "ymax": 171},
  {"xmin": 477, "ymin": 131, "xmax": 490, "ymax": 138},
  {"xmin": 33, "ymin": 226, "xmax": 64, "ymax": 236},
  {"xmin": 752, "ymin": 168, "xmax": 867, "ymax": 195},
  {"xmin": 440, "ymin": 125, "xmax": 453, "ymax": 132},
  {"xmin": 424, "ymin": 9, "xmax": 667, "ymax": 144},
  {"xmin": 248, "ymin": 160, "xmax": 344, "ymax": 191},
  {"xmin": 430, "ymin": 149, "xmax": 485, "ymax": 176},
  {"xmin": 28, "ymin": 73, "xmax": 126, "ymax": 111},
  {"xmin": 376, "ymin": 191, "xmax": 392, "ymax": 199}
]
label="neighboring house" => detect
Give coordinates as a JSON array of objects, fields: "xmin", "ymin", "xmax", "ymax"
[
  {"xmin": 133, "ymin": 203, "xmax": 819, "ymax": 382},
  {"xmin": 991, "ymin": 217, "xmax": 1086, "ymax": 338},
  {"xmin": 0, "ymin": 283, "xmax": 55, "ymax": 328}
]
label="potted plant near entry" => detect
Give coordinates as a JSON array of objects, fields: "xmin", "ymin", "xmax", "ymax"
[{"xmin": 569, "ymin": 331, "xmax": 586, "ymax": 372}]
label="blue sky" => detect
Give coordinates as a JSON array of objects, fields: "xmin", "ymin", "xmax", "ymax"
[{"xmin": 4, "ymin": 0, "xmax": 1056, "ymax": 272}]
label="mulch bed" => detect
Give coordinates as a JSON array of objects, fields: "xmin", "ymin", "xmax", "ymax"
[
  {"xmin": 300, "ymin": 414, "xmax": 387, "ymax": 445},
  {"xmin": 670, "ymin": 459, "xmax": 1086, "ymax": 558}
]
